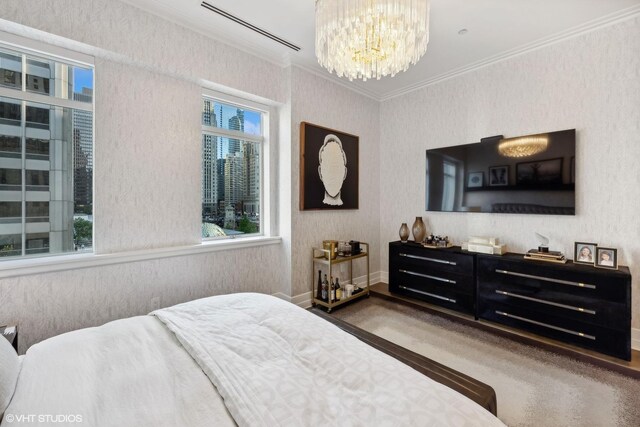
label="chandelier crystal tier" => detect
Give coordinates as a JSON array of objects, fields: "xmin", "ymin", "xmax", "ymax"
[
  {"xmin": 498, "ymin": 135, "xmax": 549, "ymax": 158},
  {"xmin": 315, "ymin": 0, "xmax": 430, "ymax": 81}
]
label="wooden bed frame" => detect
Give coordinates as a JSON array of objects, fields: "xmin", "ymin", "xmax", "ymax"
[{"xmin": 310, "ymin": 308, "xmax": 497, "ymax": 415}]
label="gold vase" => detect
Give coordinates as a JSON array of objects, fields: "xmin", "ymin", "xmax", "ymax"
[
  {"xmin": 412, "ymin": 217, "xmax": 426, "ymax": 243},
  {"xmin": 399, "ymin": 223, "xmax": 410, "ymax": 243}
]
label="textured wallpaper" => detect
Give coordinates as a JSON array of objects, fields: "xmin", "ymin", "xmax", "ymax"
[
  {"xmin": 0, "ymin": 0, "xmax": 287, "ymax": 103},
  {"xmin": 0, "ymin": 0, "xmax": 291, "ymax": 353},
  {"xmin": 0, "ymin": 0, "xmax": 638, "ymax": 352},
  {"xmin": 379, "ymin": 17, "xmax": 640, "ymax": 327},
  {"xmin": 290, "ymin": 67, "xmax": 381, "ymax": 296}
]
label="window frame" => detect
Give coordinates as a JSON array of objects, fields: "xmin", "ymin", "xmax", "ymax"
[
  {"xmin": 0, "ymin": 33, "xmax": 95, "ymax": 261},
  {"xmin": 201, "ymin": 89, "xmax": 269, "ymax": 241}
]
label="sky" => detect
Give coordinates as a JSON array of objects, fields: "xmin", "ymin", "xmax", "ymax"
[{"xmin": 73, "ymin": 67, "xmax": 93, "ymax": 92}]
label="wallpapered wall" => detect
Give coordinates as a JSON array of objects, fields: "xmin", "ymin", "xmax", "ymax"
[
  {"xmin": 0, "ymin": 0, "xmax": 295, "ymax": 353},
  {"xmin": 0, "ymin": 0, "xmax": 638, "ymax": 351},
  {"xmin": 290, "ymin": 68, "xmax": 381, "ymax": 296},
  {"xmin": 379, "ymin": 16, "xmax": 640, "ymax": 328}
]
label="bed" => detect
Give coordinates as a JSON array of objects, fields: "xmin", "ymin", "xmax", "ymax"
[{"xmin": 1, "ymin": 293, "xmax": 504, "ymax": 426}]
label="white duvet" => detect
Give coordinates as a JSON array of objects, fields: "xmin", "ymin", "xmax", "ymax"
[
  {"xmin": 153, "ymin": 293, "xmax": 505, "ymax": 427},
  {"xmin": 3, "ymin": 316, "xmax": 235, "ymax": 427},
  {"xmin": 4, "ymin": 293, "xmax": 504, "ymax": 427}
]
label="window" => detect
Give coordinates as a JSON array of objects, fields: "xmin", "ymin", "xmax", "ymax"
[
  {"xmin": 201, "ymin": 94, "xmax": 265, "ymax": 239},
  {"xmin": 0, "ymin": 43, "xmax": 93, "ymax": 259}
]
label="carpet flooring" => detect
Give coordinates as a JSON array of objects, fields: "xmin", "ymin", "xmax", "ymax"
[{"xmin": 331, "ymin": 297, "xmax": 640, "ymax": 427}]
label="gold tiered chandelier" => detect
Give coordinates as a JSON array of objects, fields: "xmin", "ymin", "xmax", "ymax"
[{"xmin": 315, "ymin": 0, "xmax": 430, "ymax": 81}]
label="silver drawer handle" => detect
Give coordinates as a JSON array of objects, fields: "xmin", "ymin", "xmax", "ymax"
[
  {"xmin": 495, "ymin": 269, "xmax": 596, "ymax": 289},
  {"xmin": 495, "ymin": 290, "xmax": 596, "ymax": 315},
  {"xmin": 399, "ymin": 285, "xmax": 457, "ymax": 303},
  {"xmin": 399, "ymin": 253, "xmax": 457, "ymax": 266},
  {"xmin": 399, "ymin": 269, "xmax": 456, "ymax": 284},
  {"xmin": 495, "ymin": 310, "xmax": 596, "ymax": 340}
]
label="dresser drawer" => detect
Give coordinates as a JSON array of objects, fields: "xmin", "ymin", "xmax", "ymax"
[
  {"xmin": 479, "ymin": 299, "xmax": 630, "ymax": 360},
  {"xmin": 394, "ymin": 282, "xmax": 474, "ymax": 315},
  {"xmin": 391, "ymin": 245, "xmax": 474, "ymax": 277},
  {"xmin": 478, "ymin": 257, "xmax": 630, "ymax": 304},
  {"xmin": 478, "ymin": 280, "xmax": 629, "ymax": 330},
  {"xmin": 396, "ymin": 265, "xmax": 475, "ymax": 295}
]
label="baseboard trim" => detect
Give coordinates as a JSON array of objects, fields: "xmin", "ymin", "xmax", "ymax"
[
  {"xmin": 380, "ymin": 270, "xmax": 389, "ymax": 284},
  {"xmin": 288, "ymin": 270, "xmax": 384, "ymax": 309},
  {"xmin": 271, "ymin": 292, "xmax": 291, "ymax": 302},
  {"xmin": 633, "ymin": 328, "xmax": 640, "ymax": 351}
]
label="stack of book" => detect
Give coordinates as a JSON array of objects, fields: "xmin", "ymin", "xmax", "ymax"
[{"xmin": 524, "ymin": 249, "xmax": 567, "ymax": 263}]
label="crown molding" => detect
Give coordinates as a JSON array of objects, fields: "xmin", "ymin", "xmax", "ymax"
[{"xmin": 380, "ymin": 4, "xmax": 640, "ymax": 101}]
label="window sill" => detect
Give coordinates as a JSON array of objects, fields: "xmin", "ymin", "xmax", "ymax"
[{"xmin": 0, "ymin": 236, "xmax": 282, "ymax": 279}]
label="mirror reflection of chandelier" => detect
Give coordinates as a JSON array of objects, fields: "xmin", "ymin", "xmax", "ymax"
[
  {"xmin": 498, "ymin": 134, "xmax": 549, "ymax": 158},
  {"xmin": 315, "ymin": 0, "xmax": 430, "ymax": 81}
]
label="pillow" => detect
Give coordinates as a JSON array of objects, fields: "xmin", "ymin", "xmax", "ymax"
[{"xmin": 0, "ymin": 336, "xmax": 20, "ymax": 417}]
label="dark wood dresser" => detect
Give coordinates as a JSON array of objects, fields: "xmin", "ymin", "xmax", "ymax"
[
  {"xmin": 389, "ymin": 242, "xmax": 476, "ymax": 316},
  {"xmin": 477, "ymin": 253, "xmax": 632, "ymax": 360}
]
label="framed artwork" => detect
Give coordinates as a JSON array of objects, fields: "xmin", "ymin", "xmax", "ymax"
[
  {"xmin": 300, "ymin": 122, "xmax": 359, "ymax": 210},
  {"xmin": 595, "ymin": 247, "xmax": 618, "ymax": 270},
  {"xmin": 574, "ymin": 242, "xmax": 597, "ymax": 265},
  {"xmin": 516, "ymin": 157, "xmax": 563, "ymax": 185},
  {"xmin": 488, "ymin": 165, "xmax": 509, "ymax": 186},
  {"xmin": 467, "ymin": 172, "xmax": 484, "ymax": 188}
]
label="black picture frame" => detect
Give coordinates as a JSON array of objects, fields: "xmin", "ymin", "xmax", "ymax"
[
  {"xmin": 488, "ymin": 165, "xmax": 509, "ymax": 186},
  {"xmin": 467, "ymin": 172, "xmax": 484, "ymax": 188},
  {"xmin": 595, "ymin": 247, "xmax": 618, "ymax": 270},
  {"xmin": 300, "ymin": 122, "xmax": 359, "ymax": 210},
  {"xmin": 574, "ymin": 242, "xmax": 597, "ymax": 265},
  {"xmin": 516, "ymin": 157, "xmax": 563, "ymax": 185}
]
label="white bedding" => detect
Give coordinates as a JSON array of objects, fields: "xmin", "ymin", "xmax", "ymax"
[
  {"xmin": 3, "ymin": 293, "xmax": 504, "ymax": 427},
  {"xmin": 2, "ymin": 316, "xmax": 235, "ymax": 427},
  {"xmin": 154, "ymin": 293, "xmax": 505, "ymax": 427}
]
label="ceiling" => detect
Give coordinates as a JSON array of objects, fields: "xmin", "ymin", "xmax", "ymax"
[{"xmin": 120, "ymin": 0, "xmax": 640, "ymax": 100}]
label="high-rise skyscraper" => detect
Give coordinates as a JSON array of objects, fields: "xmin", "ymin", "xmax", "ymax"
[
  {"xmin": 242, "ymin": 141, "xmax": 260, "ymax": 214},
  {"xmin": 72, "ymin": 88, "xmax": 93, "ymax": 210},
  {"xmin": 224, "ymin": 152, "xmax": 245, "ymax": 210},
  {"xmin": 202, "ymin": 99, "xmax": 218, "ymax": 214},
  {"xmin": 228, "ymin": 109, "xmax": 244, "ymax": 155}
]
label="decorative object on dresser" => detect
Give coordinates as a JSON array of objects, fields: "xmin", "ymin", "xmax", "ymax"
[
  {"xmin": 389, "ymin": 241, "xmax": 476, "ymax": 316},
  {"xmin": 574, "ymin": 242, "xmax": 597, "ymax": 265},
  {"xmin": 477, "ymin": 253, "xmax": 632, "ymax": 360},
  {"xmin": 423, "ymin": 234, "xmax": 452, "ymax": 248},
  {"xmin": 595, "ymin": 247, "xmax": 617, "ymax": 270},
  {"xmin": 300, "ymin": 122, "xmax": 358, "ymax": 210},
  {"xmin": 399, "ymin": 223, "xmax": 410, "ymax": 243},
  {"xmin": 411, "ymin": 216, "xmax": 427, "ymax": 243},
  {"xmin": 312, "ymin": 242, "xmax": 370, "ymax": 312},
  {"xmin": 524, "ymin": 249, "xmax": 567, "ymax": 263},
  {"xmin": 462, "ymin": 236, "xmax": 506, "ymax": 255}
]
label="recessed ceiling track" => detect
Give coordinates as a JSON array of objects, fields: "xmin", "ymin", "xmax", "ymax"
[{"xmin": 201, "ymin": 1, "xmax": 301, "ymax": 51}]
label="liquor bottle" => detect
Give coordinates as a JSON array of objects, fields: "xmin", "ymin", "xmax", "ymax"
[
  {"xmin": 330, "ymin": 276, "xmax": 336, "ymax": 302},
  {"xmin": 321, "ymin": 274, "xmax": 328, "ymax": 301},
  {"xmin": 317, "ymin": 270, "xmax": 323, "ymax": 300},
  {"xmin": 335, "ymin": 278, "xmax": 342, "ymax": 300}
]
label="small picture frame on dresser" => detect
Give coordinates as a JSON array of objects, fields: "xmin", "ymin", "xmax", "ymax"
[
  {"xmin": 595, "ymin": 247, "xmax": 618, "ymax": 270},
  {"xmin": 574, "ymin": 242, "xmax": 597, "ymax": 265}
]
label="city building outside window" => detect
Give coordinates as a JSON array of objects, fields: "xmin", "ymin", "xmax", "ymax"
[
  {"xmin": 0, "ymin": 42, "xmax": 93, "ymax": 259},
  {"xmin": 201, "ymin": 94, "xmax": 264, "ymax": 239}
]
